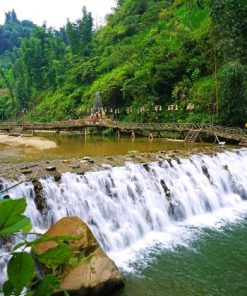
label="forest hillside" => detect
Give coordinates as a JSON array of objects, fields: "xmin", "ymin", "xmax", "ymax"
[{"xmin": 0, "ymin": 0, "xmax": 246, "ymax": 126}]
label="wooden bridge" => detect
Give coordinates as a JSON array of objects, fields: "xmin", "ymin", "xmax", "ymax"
[{"xmin": 0, "ymin": 119, "xmax": 246, "ymax": 144}]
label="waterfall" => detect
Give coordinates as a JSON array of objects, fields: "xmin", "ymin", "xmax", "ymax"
[{"xmin": 1, "ymin": 149, "xmax": 247, "ymax": 278}]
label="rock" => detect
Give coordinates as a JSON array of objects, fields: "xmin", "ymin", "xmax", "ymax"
[
  {"xmin": 83, "ymin": 157, "xmax": 92, "ymax": 161},
  {"xmin": 21, "ymin": 166, "xmax": 29, "ymax": 170},
  {"xmin": 3, "ymin": 195, "xmax": 10, "ymax": 199},
  {"xmin": 124, "ymin": 157, "xmax": 132, "ymax": 162},
  {"xmin": 159, "ymin": 151, "xmax": 167, "ymax": 154},
  {"xmin": 156, "ymin": 155, "xmax": 164, "ymax": 160},
  {"xmin": 160, "ymin": 179, "xmax": 171, "ymax": 200},
  {"xmin": 142, "ymin": 163, "xmax": 150, "ymax": 172},
  {"xmin": 62, "ymin": 160, "xmax": 71, "ymax": 164},
  {"xmin": 77, "ymin": 172, "xmax": 85, "ymax": 176},
  {"xmin": 82, "ymin": 157, "xmax": 95, "ymax": 164},
  {"xmin": 35, "ymin": 217, "xmax": 125, "ymax": 296},
  {"xmin": 22, "ymin": 169, "xmax": 32, "ymax": 174},
  {"xmin": 202, "ymin": 165, "xmax": 210, "ymax": 180},
  {"xmin": 46, "ymin": 166, "xmax": 56, "ymax": 171},
  {"xmin": 223, "ymin": 164, "xmax": 228, "ymax": 170},
  {"xmin": 32, "ymin": 179, "xmax": 48, "ymax": 214},
  {"xmin": 101, "ymin": 164, "xmax": 112, "ymax": 170},
  {"xmin": 128, "ymin": 150, "xmax": 139, "ymax": 155},
  {"xmin": 71, "ymin": 164, "xmax": 80, "ymax": 169},
  {"xmin": 166, "ymin": 158, "xmax": 173, "ymax": 167},
  {"xmin": 106, "ymin": 156, "xmax": 114, "ymax": 161},
  {"xmin": 168, "ymin": 153, "xmax": 176, "ymax": 158},
  {"xmin": 54, "ymin": 174, "xmax": 61, "ymax": 182}
]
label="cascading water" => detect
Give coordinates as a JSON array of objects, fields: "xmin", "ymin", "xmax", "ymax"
[{"xmin": 1, "ymin": 149, "xmax": 247, "ymax": 283}]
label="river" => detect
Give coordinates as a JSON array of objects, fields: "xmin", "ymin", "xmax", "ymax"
[
  {"xmin": 0, "ymin": 133, "xmax": 215, "ymax": 163},
  {"xmin": 113, "ymin": 220, "xmax": 247, "ymax": 296},
  {"xmin": 0, "ymin": 136, "xmax": 246, "ymax": 295}
]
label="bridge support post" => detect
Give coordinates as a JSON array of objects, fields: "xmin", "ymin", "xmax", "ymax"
[
  {"xmin": 116, "ymin": 130, "xmax": 120, "ymax": 139},
  {"xmin": 149, "ymin": 132, "xmax": 153, "ymax": 140},
  {"xmin": 31, "ymin": 130, "xmax": 37, "ymax": 137},
  {"xmin": 55, "ymin": 130, "xmax": 60, "ymax": 139}
]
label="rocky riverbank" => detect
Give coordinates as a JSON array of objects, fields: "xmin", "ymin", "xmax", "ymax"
[{"xmin": 0, "ymin": 146, "xmax": 230, "ymax": 181}]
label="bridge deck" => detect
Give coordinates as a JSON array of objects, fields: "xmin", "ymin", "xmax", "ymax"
[{"xmin": 0, "ymin": 119, "xmax": 246, "ymax": 143}]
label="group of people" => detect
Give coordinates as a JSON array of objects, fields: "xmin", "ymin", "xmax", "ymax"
[{"xmin": 90, "ymin": 111, "xmax": 100, "ymax": 123}]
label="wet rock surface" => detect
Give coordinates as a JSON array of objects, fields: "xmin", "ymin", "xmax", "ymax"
[
  {"xmin": 35, "ymin": 217, "xmax": 125, "ymax": 296},
  {"xmin": 0, "ymin": 146, "xmax": 232, "ymax": 181},
  {"xmin": 32, "ymin": 179, "xmax": 49, "ymax": 214}
]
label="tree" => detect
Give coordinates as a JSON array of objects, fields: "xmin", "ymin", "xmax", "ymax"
[
  {"xmin": 4, "ymin": 10, "xmax": 19, "ymax": 25},
  {"xmin": 220, "ymin": 62, "xmax": 247, "ymax": 126},
  {"xmin": 78, "ymin": 6, "xmax": 93, "ymax": 56},
  {"xmin": 209, "ymin": 0, "xmax": 247, "ymax": 64},
  {"xmin": 66, "ymin": 6, "xmax": 93, "ymax": 56}
]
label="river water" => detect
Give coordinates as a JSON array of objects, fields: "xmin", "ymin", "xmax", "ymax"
[
  {"xmin": 113, "ymin": 220, "xmax": 247, "ymax": 296},
  {"xmin": 0, "ymin": 136, "xmax": 247, "ymax": 295},
  {"xmin": 0, "ymin": 134, "xmax": 214, "ymax": 163}
]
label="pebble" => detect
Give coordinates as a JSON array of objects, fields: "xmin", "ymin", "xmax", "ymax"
[
  {"xmin": 46, "ymin": 166, "xmax": 56, "ymax": 171},
  {"xmin": 71, "ymin": 164, "xmax": 80, "ymax": 169},
  {"xmin": 101, "ymin": 164, "xmax": 112, "ymax": 170},
  {"xmin": 22, "ymin": 169, "xmax": 32, "ymax": 174}
]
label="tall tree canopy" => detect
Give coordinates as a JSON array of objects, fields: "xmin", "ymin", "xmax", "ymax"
[{"xmin": 0, "ymin": 1, "xmax": 246, "ymax": 125}]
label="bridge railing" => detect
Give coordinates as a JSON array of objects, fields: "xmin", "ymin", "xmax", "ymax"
[
  {"xmin": 1, "ymin": 119, "xmax": 246, "ymax": 140},
  {"xmin": 202, "ymin": 124, "xmax": 243, "ymax": 137},
  {"xmin": 105, "ymin": 121, "xmax": 195, "ymax": 131}
]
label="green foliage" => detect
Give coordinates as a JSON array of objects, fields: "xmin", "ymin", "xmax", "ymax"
[
  {"xmin": 209, "ymin": 0, "xmax": 247, "ymax": 64},
  {"xmin": 7, "ymin": 252, "xmax": 35, "ymax": 295},
  {"xmin": 0, "ymin": 198, "xmax": 88, "ymax": 295},
  {"xmin": 2, "ymin": 280, "xmax": 14, "ymax": 296},
  {"xmin": 0, "ymin": 0, "xmax": 246, "ymax": 126},
  {"xmin": 0, "ymin": 10, "xmax": 36, "ymax": 55},
  {"xmin": 220, "ymin": 62, "xmax": 247, "ymax": 126},
  {"xmin": 66, "ymin": 7, "xmax": 93, "ymax": 56},
  {"xmin": 102, "ymin": 128, "xmax": 114, "ymax": 136},
  {"xmin": 33, "ymin": 275, "xmax": 60, "ymax": 296},
  {"xmin": 0, "ymin": 198, "xmax": 31, "ymax": 236},
  {"xmin": 36, "ymin": 244, "xmax": 72, "ymax": 270}
]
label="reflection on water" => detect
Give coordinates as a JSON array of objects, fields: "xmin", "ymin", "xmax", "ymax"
[{"xmin": 0, "ymin": 134, "xmax": 218, "ymax": 163}]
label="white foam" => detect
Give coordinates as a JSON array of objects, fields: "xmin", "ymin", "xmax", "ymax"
[
  {"xmin": 1, "ymin": 149, "xmax": 247, "ymax": 276},
  {"xmin": 108, "ymin": 200, "xmax": 247, "ymax": 272}
]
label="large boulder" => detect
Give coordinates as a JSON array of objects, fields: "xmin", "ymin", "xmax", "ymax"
[{"xmin": 35, "ymin": 217, "xmax": 125, "ymax": 295}]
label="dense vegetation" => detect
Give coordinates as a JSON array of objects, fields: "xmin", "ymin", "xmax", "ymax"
[
  {"xmin": 0, "ymin": 0, "xmax": 246, "ymax": 126},
  {"xmin": 0, "ymin": 197, "xmax": 86, "ymax": 295}
]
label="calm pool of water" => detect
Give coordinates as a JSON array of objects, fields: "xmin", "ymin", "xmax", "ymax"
[{"xmin": 0, "ymin": 134, "xmax": 219, "ymax": 163}]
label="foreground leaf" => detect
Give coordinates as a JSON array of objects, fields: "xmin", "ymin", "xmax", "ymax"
[
  {"xmin": 33, "ymin": 275, "xmax": 60, "ymax": 296},
  {"xmin": 37, "ymin": 244, "xmax": 72, "ymax": 268},
  {"xmin": 0, "ymin": 198, "xmax": 31, "ymax": 236},
  {"xmin": 2, "ymin": 280, "xmax": 14, "ymax": 296},
  {"xmin": 14, "ymin": 235, "xmax": 80, "ymax": 251},
  {"xmin": 7, "ymin": 252, "xmax": 35, "ymax": 295}
]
